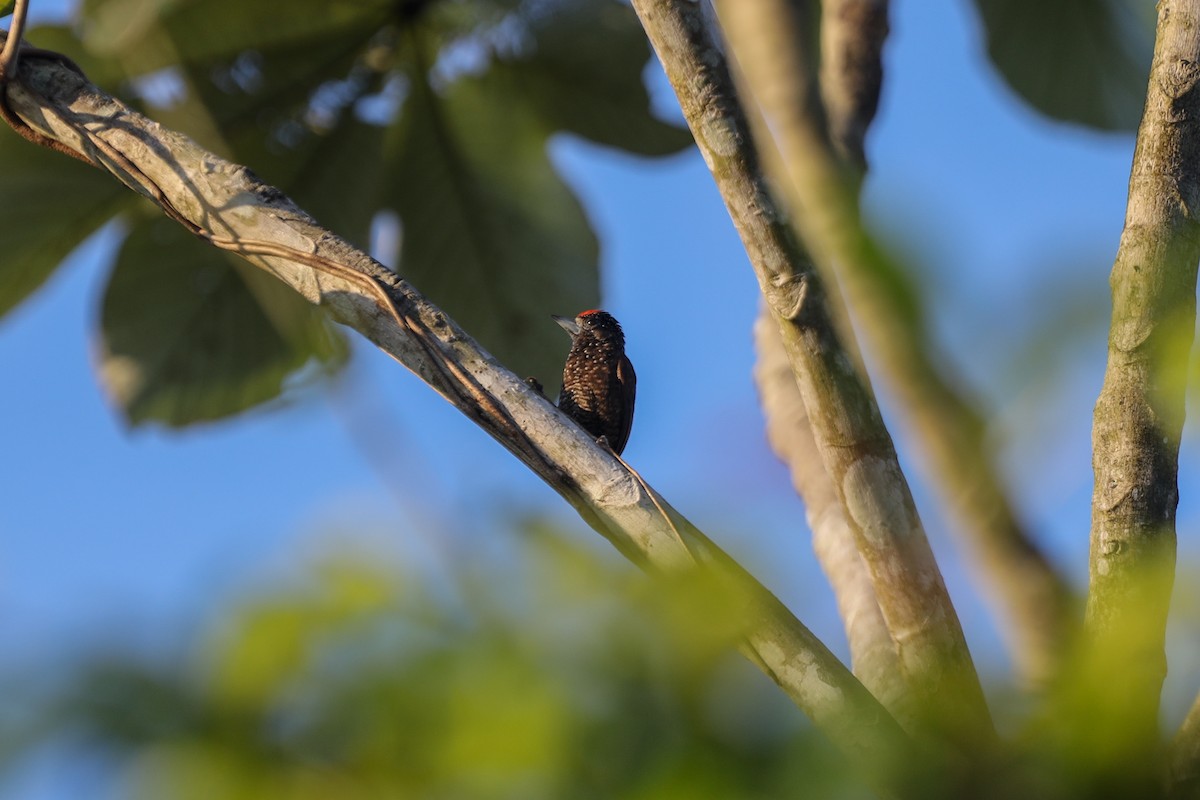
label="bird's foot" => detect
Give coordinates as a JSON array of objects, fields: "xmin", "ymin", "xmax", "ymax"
[{"xmin": 524, "ymin": 376, "xmax": 545, "ymax": 397}]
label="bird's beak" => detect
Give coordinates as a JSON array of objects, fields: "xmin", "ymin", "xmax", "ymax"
[{"xmin": 552, "ymin": 314, "xmax": 580, "ymax": 337}]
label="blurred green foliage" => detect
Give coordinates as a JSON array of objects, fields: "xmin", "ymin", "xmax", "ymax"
[
  {"xmin": 0, "ymin": 0, "xmax": 690, "ymax": 426},
  {"xmin": 6, "ymin": 531, "xmax": 1200, "ymax": 799},
  {"xmin": 0, "ymin": 527, "xmax": 859, "ymax": 800}
]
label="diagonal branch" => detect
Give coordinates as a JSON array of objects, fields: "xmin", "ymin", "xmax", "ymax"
[
  {"xmin": 630, "ymin": 0, "xmax": 992, "ymax": 742},
  {"xmin": 1088, "ymin": 0, "xmax": 1200, "ymax": 754},
  {"xmin": 0, "ymin": 33, "xmax": 911, "ymax": 774}
]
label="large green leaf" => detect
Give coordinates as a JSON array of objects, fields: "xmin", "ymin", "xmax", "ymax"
[
  {"xmin": 163, "ymin": 64, "xmax": 391, "ymax": 251},
  {"xmin": 496, "ymin": 0, "xmax": 692, "ymax": 155},
  {"xmin": 25, "ymin": 23, "xmax": 141, "ymax": 89},
  {"xmin": 273, "ymin": 116, "xmax": 391, "ymax": 252},
  {"xmin": 972, "ymin": 0, "xmax": 1153, "ymax": 131},
  {"xmin": 0, "ymin": 127, "xmax": 128, "ymax": 319},
  {"xmin": 387, "ymin": 64, "xmax": 598, "ymax": 386},
  {"xmin": 38, "ymin": 0, "xmax": 692, "ymax": 425},
  {"xmin": 152, "ymin": 32, "xmax": 373, "ymax": 144},
  {"xmin": 381, "ymin": 0, "xmax": 689, "ymax": 385},
  {"xmin": 98, "ymin": 216, "xmax": 346, "ymax": 426},
  {"xmin": 80, "ymin": 0, "xmax": 393, "ymax": 73}
]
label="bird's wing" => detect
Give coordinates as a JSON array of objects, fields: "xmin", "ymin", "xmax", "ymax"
[{"xmin": 615, "ymin": 354, "xmax": 637, "ymax": 454}]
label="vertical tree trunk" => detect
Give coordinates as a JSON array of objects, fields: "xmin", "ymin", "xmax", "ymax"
[{"xmin": 1087, "ymin": 0, "xmax": 1200, "ymax": 753}]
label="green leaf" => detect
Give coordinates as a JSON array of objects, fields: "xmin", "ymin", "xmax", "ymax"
[
  {"xmin": 496, "ymin": 0, "xmax": 692, "ymax": 155},
  {"xmin": 175, "ymin": 78, "xmax": 391, "ymax": 252},
  {"xmin": 274, "ymin": 116, "xmax": 391, "ymax": 252},
  {"xmin": 380, "ymin": 3, "xmax": 686, "ymax": 384},
  {"xmin": 972, "ymin": 0, "xmax": 1153, "ymax": 131},
  {"xmin": 152, "ymin": 32, "xmax": 371, "ymax": 142},
  {"xmin": 0, "ymin": 131, "xmax": 127, "ymax": 319},
  {"xmin": 80, "ymin": 0, "xmax": 393, "ymax": 73},
  {"xmin": 98, "ymin": 217, "xmax": 346, "ymax": 426},
  {"xmin": 0, "ymin": 0, "xmax": 16, "ymax": 18},
  {"xmin": 25, "ymin": 24, "xmax": 132, "ymax": 89},
  {"xmin": 388, "ymin": 63, "xmax": 598, "ymax": 386},
  {"xmin": 70, "ymin": 0, "xmax": 692, "ymax": 419}
]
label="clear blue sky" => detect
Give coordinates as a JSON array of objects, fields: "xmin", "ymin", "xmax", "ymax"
[{"xmin": 2, "ymin": 2, "xmax": 1198, "ymax": 795}]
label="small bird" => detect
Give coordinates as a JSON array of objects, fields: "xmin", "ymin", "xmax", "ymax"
[{"xmin": 553, "ymin": 310, "xmax": 637, "ymax": 455}]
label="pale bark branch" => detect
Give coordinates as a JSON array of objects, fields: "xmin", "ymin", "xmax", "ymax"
[
  {"xmin": 754, "ymin": 312, "xmax": 911, "ymax": 726},
  {"xmin": 630, "ymin": 0, "xmax": 991, "ymax": 741},
  {"xmin": 735, "ymin": 0, "xmax": 1074, "ymax": 686},
  {"xmin": 0, "ymin": 35, "xmax": 910, "ymax": 772},
  {"xmin": 756, "ymin": 1, "xmax": 904, "ymax": 720},
  {"xmin": 712, "ymin": 0, "xmax": 992, "ymax": 739},
  {"xmin": 1088, "ymin": 0, "xmax": 1200, "ymax": 746}
]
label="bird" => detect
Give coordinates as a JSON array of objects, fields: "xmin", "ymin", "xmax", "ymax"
[{"xmin": 552, "ymin": 309, "xmax": 637, "ymax": 455}]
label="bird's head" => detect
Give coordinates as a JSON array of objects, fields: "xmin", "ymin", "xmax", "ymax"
[{"xmin": 552, "ymin": 309, "xmax": 624, "ymax": 344}]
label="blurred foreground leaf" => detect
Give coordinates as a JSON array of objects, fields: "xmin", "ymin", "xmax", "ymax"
[
  {"xmin": 5, "ymin": 523, "xmax": 1197, "ymax": 798},
  {"xmin": 4, "ymin": 529, "xmax": 852, "ymax": 800}
]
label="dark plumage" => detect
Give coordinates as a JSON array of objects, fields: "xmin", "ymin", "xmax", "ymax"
[{"xmin": 553, "ymin": 310, "xmax": 637, "ymax": 455}]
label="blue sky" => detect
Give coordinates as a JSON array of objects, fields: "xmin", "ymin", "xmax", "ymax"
[{"xmin": 2, "ymin": 2, "xmax": 1199, "ymax": 795}]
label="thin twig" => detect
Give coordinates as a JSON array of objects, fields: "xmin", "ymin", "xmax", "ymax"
[{"xmin": 0, "ymin": 0, "xmax": 30, "ymax": 82}]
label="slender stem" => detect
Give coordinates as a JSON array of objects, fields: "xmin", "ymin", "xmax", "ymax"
[
  {"xmin": 709, "ymin": 0, "xmax": 996, "ymax": 740},
  {"xmin": 0, "ymin": 0, "xmax": 30, "ymax": 83}
]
